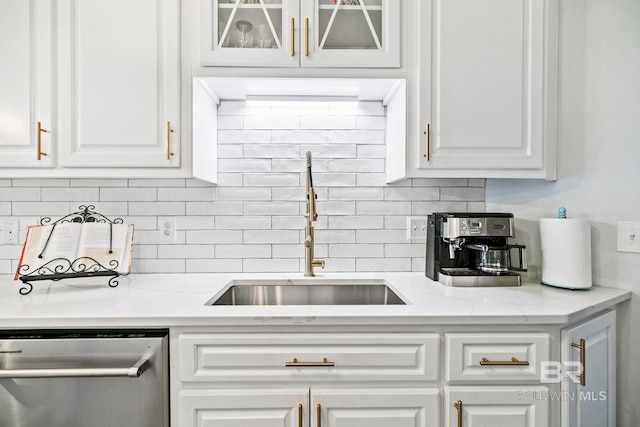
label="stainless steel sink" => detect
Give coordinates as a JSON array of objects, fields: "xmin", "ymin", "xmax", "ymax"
[{"xmin": 207, "ymin": 279, "xmax": 406, "ymax": 306}]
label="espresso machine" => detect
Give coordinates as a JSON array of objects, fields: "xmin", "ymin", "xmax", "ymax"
[{"xmin": 426, "ymin": 212, "xmax": 527, "ymax": 287}]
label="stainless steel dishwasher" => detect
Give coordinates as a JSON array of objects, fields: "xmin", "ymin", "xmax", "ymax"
[{"xmin": 0, "ymin": 329, "xmax": 168, "ymax": 427}]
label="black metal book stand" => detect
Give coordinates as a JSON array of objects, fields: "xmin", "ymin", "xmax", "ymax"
[{"xmin": 16, "ymin": 205, "xmax": 125, "ymax": 295}]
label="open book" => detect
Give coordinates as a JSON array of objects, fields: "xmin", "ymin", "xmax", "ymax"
[{"xmin": 15, "ymin": 222, "xmax": 134, "ymax": 279}]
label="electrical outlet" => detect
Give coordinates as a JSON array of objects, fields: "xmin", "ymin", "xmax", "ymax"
[
  {"xmin": 407, "ymin": 217, "xmax": 429, "ymax": 240},
  {"xmin": 3, "ymin": 220, "xmax": 19, "ymax": 244},
  {"xmin": 160, "ymin": 218, "xmax": 177, "ymax": 242},
  {"xmin": 618, "ymin": 221, "xmax": 640, "ymax": 253}
]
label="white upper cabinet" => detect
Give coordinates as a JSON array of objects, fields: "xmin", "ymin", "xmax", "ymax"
[
  {"xmin": 0, "ymin": 0, "xmax": 183, "ymax": 177},
  {"xmin": 389, "ymin": 0, "xmax": 558, "ymax": 182},
  {"xmin": 57, "ymin": 0, "xmax": 180, "ymax": 169},
  {"xmin": 0, "ymin": 0, "xmax": 54, "ymax": 168},
  {"xmin": 199, "ymin": 0, "xmax": 400, "ymax": 67}
]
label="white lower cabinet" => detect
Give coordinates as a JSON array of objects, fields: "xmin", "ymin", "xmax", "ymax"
[
  {"xmin": 561, "ymin": 310, "xmax": 616, "ymax": 427},
  {"xmin": 174, "ymin": 313, "xmax": 618, "ymax": 427},
  {"xmin": 445, "ymin": 386, "xmax": 549, "ymax": 427},
  {"xmin": 179, "ymin": 388, "xmax": 439, "ymax": 427}
]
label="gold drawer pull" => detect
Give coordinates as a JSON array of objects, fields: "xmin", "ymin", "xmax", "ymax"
[
  {"xmin": 453, "ymin": 400, "xmax": 462, "ymax": 427},
  {"xmin": 571, "ymin": 338, "xmax": 586, "ymax": 386},
  {"xmin": 297, "ymin": 403, "xmax": 303, "ymax": 427},
  {"xmin": 422, "ymin": 123, "xmax": 430, "ymax": 161},
  {"xmin": 479, "ymin": 357, "xmax": 530, "ymax": 366},
  {"xmin": 317, "ymin": 403, "xmax": 322, "ymax": 427},
  {"xmin": 285, "ymin": 357, "xmax": 335, "ymax": 367},
  {"xmin": 36, "ymin": 121, "xmax": 48, "ymax": 160},
  {"xmin": 166, "ymin": 121, "xmax": 174, "ymax": 160}
]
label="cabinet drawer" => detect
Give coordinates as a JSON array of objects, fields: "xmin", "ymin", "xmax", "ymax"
[
  {"xmin": 179, "ymin": 333, "xmax": 439, "ymax": 382},
  {"xmin": 445, "ymin": 333, "xmax": 550, "ymax": 382}
]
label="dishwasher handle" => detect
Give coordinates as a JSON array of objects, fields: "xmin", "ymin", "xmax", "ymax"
[{"xmin": 0, "ymin": 348, "xmax": 152, "ymax": 379}]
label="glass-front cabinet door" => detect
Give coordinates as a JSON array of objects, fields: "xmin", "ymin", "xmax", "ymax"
[
  {"xmin": 302, "ymin": 0, "xmax": 399, "ymax": 67},
  {"xmin": 199, "ymin": 0, "xmax": 399, "ymax": 68},
  {"xmin": 200, "ymin": 0, "xmax": 299, "ymax": 67}
]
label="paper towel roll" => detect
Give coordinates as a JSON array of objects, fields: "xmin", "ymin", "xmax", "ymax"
[{"xmin": 539, "ymin": 218, "xmax": 592, "ymax": 289}]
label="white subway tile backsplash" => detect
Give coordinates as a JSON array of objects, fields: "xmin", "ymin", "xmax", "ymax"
[
  {"xmin": 158, "ymin": 187, "xmax": 214, "ymax": 202},
  {"xmin": 242, "ymin": 258, "xmax": 299, "ymax": 273},
  {"xmin": 0, "ymin": 187, "xmax": 40, "ymax": 201},
  {"xmin": 216, "ymin": 187, "xmax": 271, "ymax": 201},
  {"xmin": 300, "ymin": 116, "xmax": 356, "ymax": 130},
  {"xmin": 329, "ymin": 130, "xmax": 385, "ymax": 144},
  {"xmin": 329, "ymin": 215, "xmax": 384, "ymax": 230},
  {"xmin": 244, "ymin": 230, "xmax": 299, "ymax": 244},
  {"xmin": 329, "ymin": 243, "xmax": 383, "ymax": 258},
  {"xmin": 216, "ymin": 244, "xmax": 271, "ymax": 258},
  {"xmin": 244, "ymin": 144, "xmax": 300, "ymax": 159},
  {"xmin": 100, "ymin": 187, "xmax": 157, "ymax": 202},
  {"xmin": 356, "ymin": 201, "xmax": 411, "ymax": 215},
  {"xmin": 243, "ymin": 173, "xmax": 300, "ymax": 187},
  {"xmin": 245, "ymin": 115, "xmax": 300, "ymax": 130},
  {"xmin": 216, "ymin": 216, "xmax": 271, "ymax": 230},
  {"xmin": 441, "ymin": 187, "xmax": 485, "ymax": 201},
  {"xmin": 243, "ymin": 202, "xmax": 299, "ymax": 216},
  {"xmin": 0, "ymin": 107, "xmax": 486, "ymax": 275},
  {"xmin": 218, "ymin": 159, "xmax": 271, "ymax": 173},
  {"xmin": 329, "ymin": 159, "xmax": 385, "ymax": 173}
]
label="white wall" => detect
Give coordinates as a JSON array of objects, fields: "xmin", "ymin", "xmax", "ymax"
[{"xmin": 486, "ymin": 0, "xmax": 640, "ymax": 424}]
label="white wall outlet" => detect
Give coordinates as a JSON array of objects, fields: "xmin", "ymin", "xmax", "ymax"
[
  {"xmin": 3, "ymin": 220, "xmax": 19, "ymax": 244},
  {"xmin": 160, "ymin": 217, "xmax": 177, "ymax": 242},
  {"xmin": 618, "ymin": 221, "xmax": 640, "ymax": 253},
  {"xmin": 407, "ymin": 217, "xmax": 429, "ymax": 240}
]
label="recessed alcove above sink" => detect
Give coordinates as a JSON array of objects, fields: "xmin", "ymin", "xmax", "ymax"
[
  {"xmin": 192, "ymin": 77, "xmax": 406, "ymax": 184},
  {"xmin": 207, "ymin": 279, "xmax": 406, "ymax": 306}
]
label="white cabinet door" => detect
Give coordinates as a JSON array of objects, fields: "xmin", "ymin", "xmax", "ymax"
[
  {"xmin": 300, "ymin": 0, "xmax": 400, "ymax": 68},
  {"xmin": 561, "ymin": 310, "xmax": 616, "ymax": 427},
  {"xmin": 180, "ymin": 389, "xmax": 309, "ymax": 427},
  {"xmin": 57, "ymin": 0, "xmax": 180, "ymax": 168},
  {"xmin": 446, "ymin": 386, "xmax": 549, "ymax": 427},
  {"xmin": 0, "ymin": 0, "xmax": 54, "ymax": 168},
  {"xmin": 312, "ymin": 388, "xmax": 439, "ymax": 427},
  {"xmin": 199, "ymin": 0, "xmax": 399, "ymax": 68},
  {"xmin": 403, "ymin": 0, "xmax": 557, "ymax": 180}
]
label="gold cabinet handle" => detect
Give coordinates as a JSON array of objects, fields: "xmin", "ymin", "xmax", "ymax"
[
  {"xmin": 36, "ymin": 121, "xmax": 48, "ymax": 160},
  {"xmin": 453, "ymin": 400, "xmax": 462, "ymax": 427},
  {"xmin": 291, "ymin": 17, "xmax": 295, "ymax": 56},
  {"xmin": 317, "ymin": 403, "xmax": 321, "ymax": 427},
  {"xmin": 305, "ymin": 17, "xmax": 309, "ymax": 57},
  {"xmin": 479, "ymin": 357, "xmax": 530, "ymax": 366},
  {"xmin": 285, "ymin": 357, "xmax": 335, "ymax": 367},
  {"xmin": 422, "ymin": 123, "xmax": 430, "ymax": 161},
  {"xmin": 166, "ymin": 121, "xmax": 174, "ymax": 160},
  {"xmin": 571, "ymin": 338, "xmax": 586, "ymax": 386},
  {"xmin": 298, "ymin": 404, "xmax": 303, "ymax": 427}
]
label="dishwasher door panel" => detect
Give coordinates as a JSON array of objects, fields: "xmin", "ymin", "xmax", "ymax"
[{"xmin": 0, "ymin": 331, "xmax": 168, "ymax": 427}]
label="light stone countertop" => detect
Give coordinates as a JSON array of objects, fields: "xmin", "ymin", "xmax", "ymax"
[{"xmin": 0, "ymin": 272, "xmax": 631, "ymax": 328}]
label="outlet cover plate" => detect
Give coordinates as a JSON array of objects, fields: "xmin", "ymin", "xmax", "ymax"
[{"xmin": 407, "ymin": 217, "xmax": 429, "ymax": 240}]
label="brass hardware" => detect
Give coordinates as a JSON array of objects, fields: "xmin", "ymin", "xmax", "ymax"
[
  {"xmin": 479, "ymin": 357, "xmax": 530, "ymax": 366},
  {"xmin": 285, "ymin": 357, "xmax": 335, "ymax": 367},
  {"xmin": 305, "ymin": 17, "xmax": 309, "ymax": 57},
  {"xmin": 166, "ymin": 121, "xmax": 174, "ymax": 160},
  {"xmin": 317, "ymin": 403, "xmax": 321, "ymax": 427},
  {"xmin": 291, "ymin": 17, "xmax": 295, "ymax": 56},
  {"xmin": 571, "ymin": 338, "xmax": 586, "ymax": 386},
  {"xmin": 422, "ymin": 123, "xmax": 430, "ymax": 161},
  {"xmin": 298, "ymin": 404, "xmax": 303, "ymax": 427},
  {"xmin": 304, "ymin": 152, "xmax": 324, "ymax": 277},
  {"xmin": 36, "ymin": 121, "xmax": 48, "ymax": 160},
  {"xmin": 453, "ymin": 400, "xmax": 462, "ymax": 427}
]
